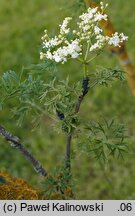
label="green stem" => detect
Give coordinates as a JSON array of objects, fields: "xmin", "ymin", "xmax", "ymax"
[
  {"xmin": 85, "ymin": 40, "xmax": 91, "ymax": 61},
  {"xmin": 87, "ymin": 54, "xmax": 99, "ymax": 63},
  {"xmin": 83, "ymin": 63, "xmax": 88, "ymax": 78}
]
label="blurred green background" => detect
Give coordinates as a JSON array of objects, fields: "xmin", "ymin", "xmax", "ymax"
[{"xmin": 1, "ymin": 0, "xmax": 135, "ymax": 199}]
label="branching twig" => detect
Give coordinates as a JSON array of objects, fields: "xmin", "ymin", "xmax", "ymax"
[{"xmin": 0, "ymin": 125, "xmax": 47, "ymax": 177}]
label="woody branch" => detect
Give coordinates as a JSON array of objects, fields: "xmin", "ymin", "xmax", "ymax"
[{"xmin": 0, "ymin": 125, "xmax": 47, "ymax": 177}]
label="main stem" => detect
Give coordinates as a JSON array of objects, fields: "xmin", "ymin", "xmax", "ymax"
[
  {"xmin": 65, "ymin": 69, "xmax": 89, "ymax": 170},
  {"xmin": 65, "ymin": 133, "xmax": 72, "ymax": 170}
]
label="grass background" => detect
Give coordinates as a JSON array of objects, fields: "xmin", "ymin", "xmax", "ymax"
[{"xmin": 1, "ymin": 0, "xmax": 135, "ymax": 199}]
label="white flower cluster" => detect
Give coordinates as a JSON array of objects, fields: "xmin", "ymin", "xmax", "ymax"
[
  {"xmin": 77, "ymin": 7, "xmax": 107, "ymax": 41},
  {"xmin": 43, "ymin": 40, "xmax": 81, "ymax": 63},
  {"xmin": 59, "ymin": 17, "xmax": 72, "ymax": 35},
  {"xmin": 108, "ymin": 32, "xmax": 128, "ymax": 47},
  {"xmin": 40, "ymin": 2, "xmax": 128, "ymax": 64},
  {"xmin": 40, "ymin": 18, "xmax": 81, "ymax": 63}
]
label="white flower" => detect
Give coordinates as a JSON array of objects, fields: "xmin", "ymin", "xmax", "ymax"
[
  {"xmin": 53, "ymin": 53, "xmax": 62, "ymax": 62},
  {"xmin": 52, "ymin": 40, "xmax": 81, "ymax": 63},
  {"xmin": 40, "ymin": 52, "xmax": 45, "ymax": 60},
  {"xmin": 94, "ymin": 13, "xmax": 108, "ymax": 21},
  {"xmin": 91, "ymin": 7, "xmax": 98, "ymax": 14},
  {"xmin": 108, "ymin": 33, "xmax": 120, "ymax": 46},
  {"xmin": 120, "ymin": 33, "xmax": 128, "ymax": 41},
  {"xmin": 59, "ymin": 17, "xmax": 72, "ymax": 34},
  {"xmin": 94, "ymin": 26, "xmax": 102, "ymax": 34},
  {"xmin": 90, "ymin": 42, "xmax": 99, "ymax": 51},
  {"xmin": 68, "ymin": 40, "xmax": 81, "ymax": 53},
  {"xmin": 79, "ymin": 7, "xmax": 98, "ymax": 24},
  {"xmin": 71, "ymin": 52, "xmax": 79, "ymax": 58},
  {"xmin": 108, "ymin": 32, "xmax": 128, "ymax": 47},
  {"xmin": 43, "ymin": 36, "xmax": 60, "ymax": 49},
  {"xmin": 100, "ymin": 2, "xmax": 108, "ymax": 10},
  {"xmin": 46, "ymin": 51, "xmax": 53, "ymax": 60},
  {"xmin": 82, "ymin": 25, "xmax": 89, "ymax": 32}
]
